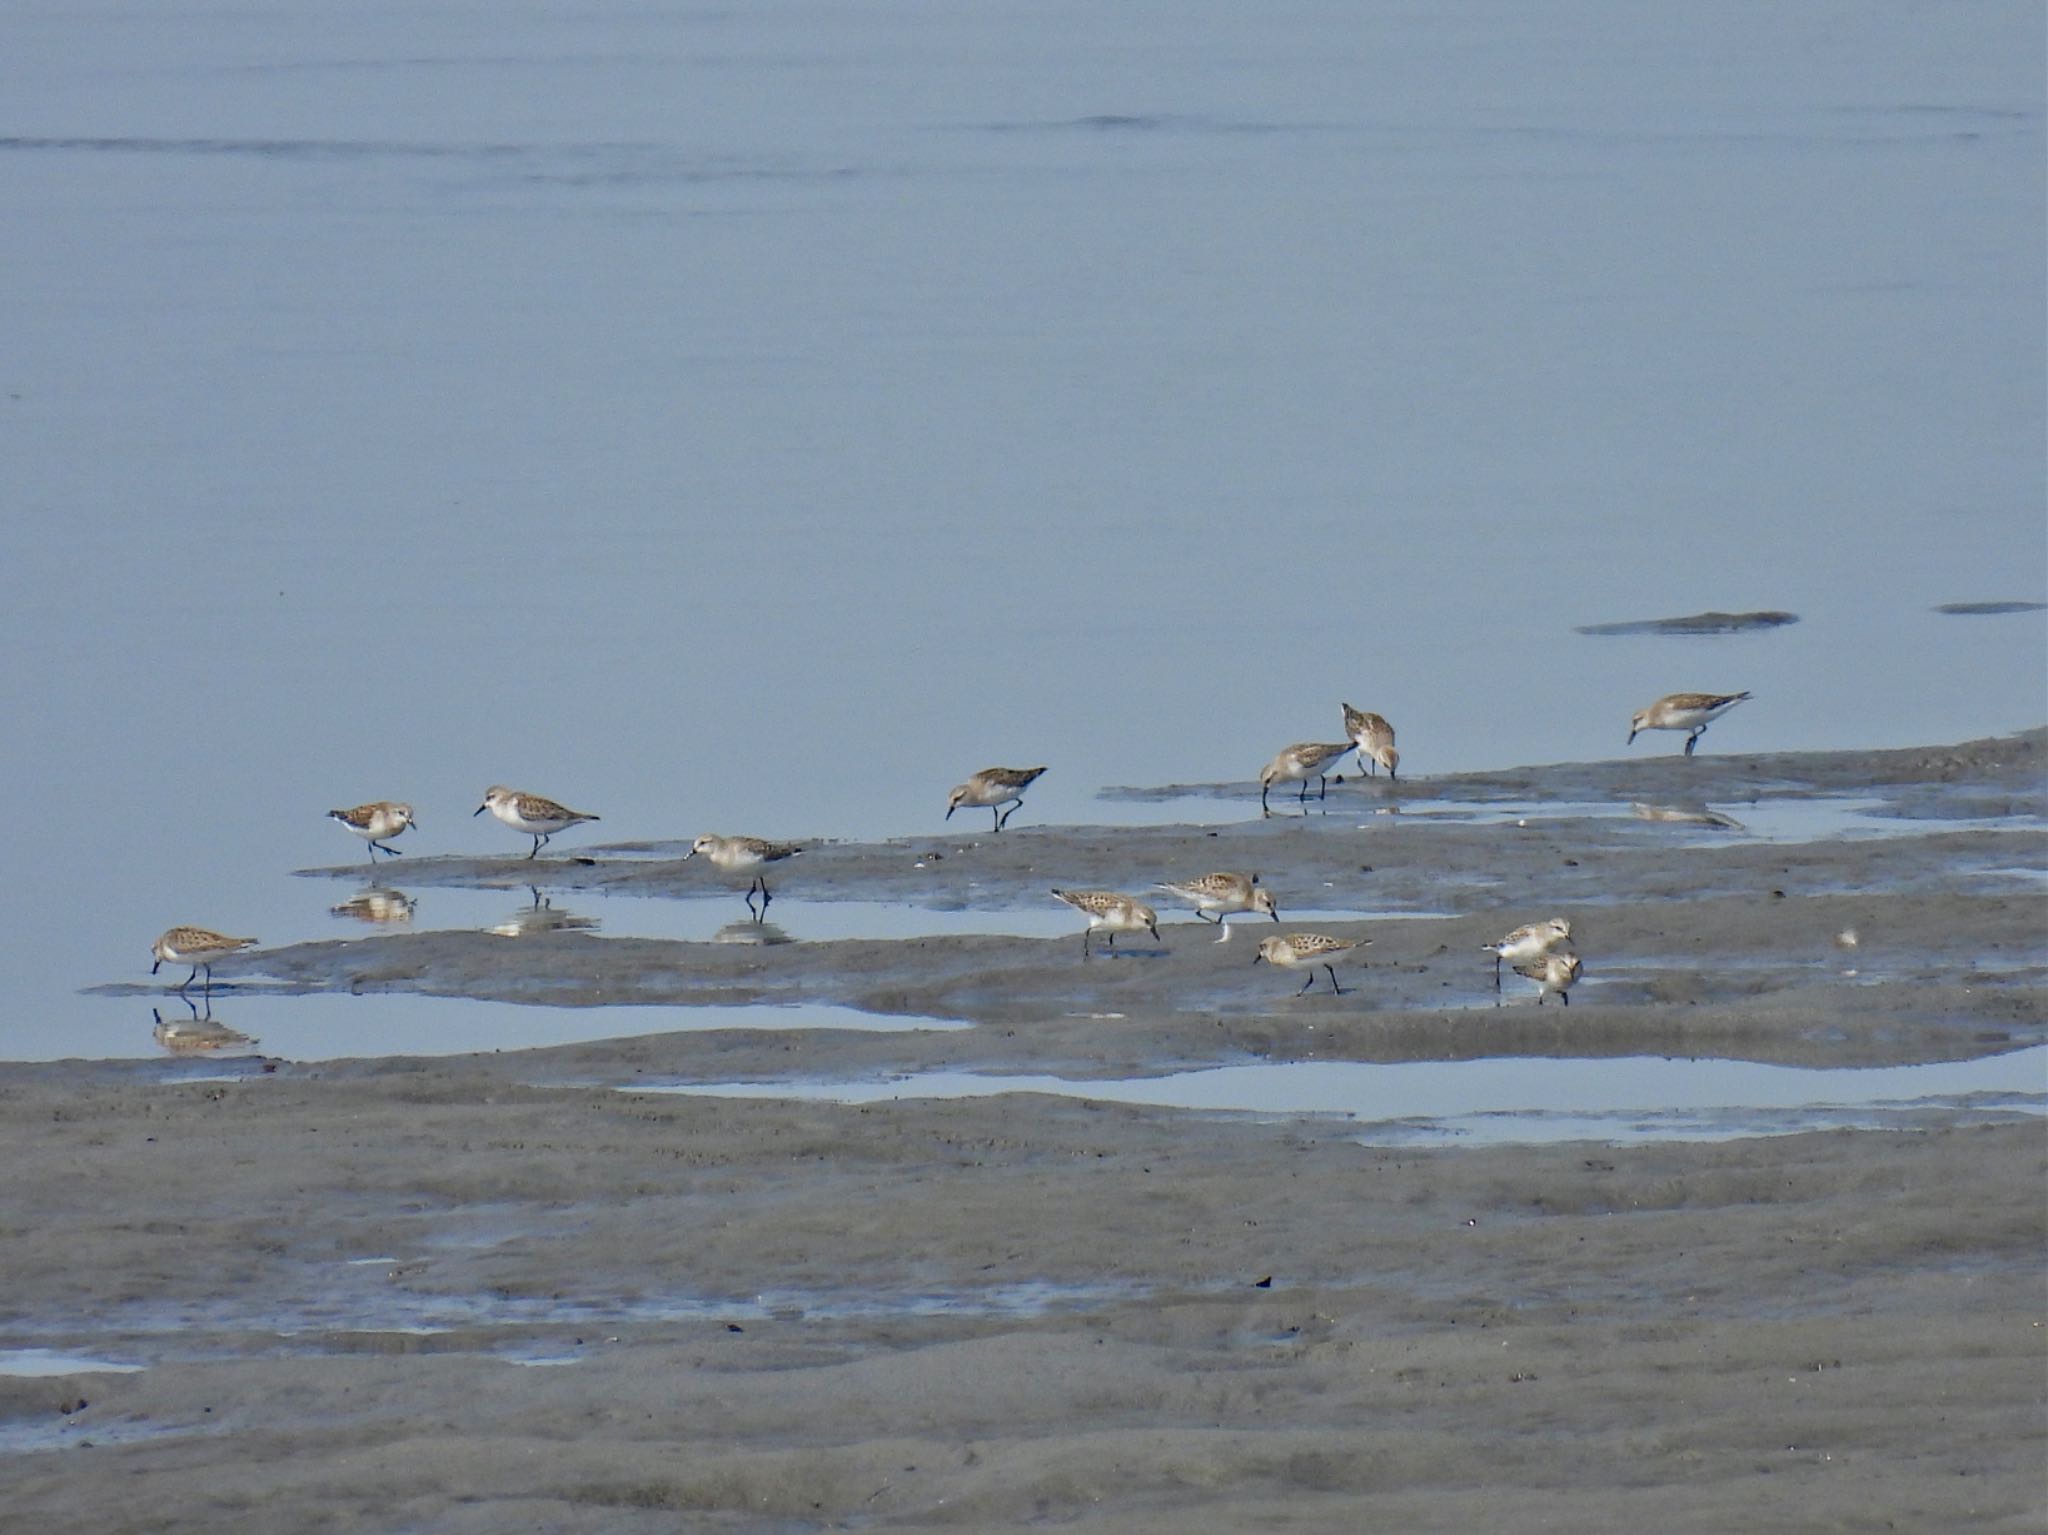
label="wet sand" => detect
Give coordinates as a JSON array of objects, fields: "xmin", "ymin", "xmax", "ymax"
[{"xmin": 8, "ymin": 731, "xmax": 2045, "ymax": 1530}]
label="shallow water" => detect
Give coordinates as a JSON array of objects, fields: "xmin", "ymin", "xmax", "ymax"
[
  {"xmin": 2, "ymin": 2, "xmax": 2041, "ymax": 1058},
  {"xmin": 73, "ymin": 989, "xmax": 964, "ymax": 1068},
  {"xmin": 0, "ymin": 1349, "xmax": 146, "ymax": 1379},
  {"xmin": 632, "ymin": 1047, "xmax": 2048, "ymax": 1147}
]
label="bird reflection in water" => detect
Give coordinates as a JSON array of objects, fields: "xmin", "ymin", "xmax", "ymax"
[
  {"xmin": 151, "ymin": 1001, "xmax": 260, "ymax": 1055},
  {"xmin": 330, "ymin": 886, "xmax": 418, "ymax": 926},
  {"xmin": 1630, "ymin": 802, "xmax": 1746, "ymax": 832},
  {"xmin": 711, "ymin": 920, "xmax": 796, "ymax": 946},
  {"xmin": 489, "ymin": 888, "xmax": 600, "ymax": 938}
]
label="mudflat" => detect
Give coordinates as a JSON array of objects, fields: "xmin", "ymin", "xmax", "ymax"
[{"xmin": 5, "ymin": 731, "xmax": 2043, "ymax": 1531}]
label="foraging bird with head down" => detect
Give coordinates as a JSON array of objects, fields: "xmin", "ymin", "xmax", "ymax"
[
  {"xmin": 946, "ymin": 766, "xmax": 1046, "ymax": 832},
  {"xmin": 1627, "ymin": 692, "xmax": 1751, "ymax": 757}
]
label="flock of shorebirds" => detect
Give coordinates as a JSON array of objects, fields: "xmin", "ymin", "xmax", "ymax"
[{"xmin": 150, "ymin": 690, "xmax": 1752, "ymax": 1011}]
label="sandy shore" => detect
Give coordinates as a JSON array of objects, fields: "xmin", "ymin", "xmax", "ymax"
[{"xmin": 9, "ymin": 731, "xmax": 2045, "ymax": 1530}]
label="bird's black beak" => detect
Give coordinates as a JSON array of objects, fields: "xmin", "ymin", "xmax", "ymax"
[
  {"xmin": 150, "ymin": 958, "xmax": 161, "ymax": 973},
  {"xmin": 1251, "ymin": 953, "xmax": 1264, "ymax": 965},
  {"xmin": 944, "ymin": 805, "xmax": 956, "ymax": 821},
  {"xmin": 1626, "ymin": 730, "xmax": 1637, "ymax": 746},
  {"xmin": 1270, "ymin": 910, "xmax": 1281, "ymax": 922},
  {"xmin": 473, "ymin": 803, "xmax": 487, "ymax": 816}
]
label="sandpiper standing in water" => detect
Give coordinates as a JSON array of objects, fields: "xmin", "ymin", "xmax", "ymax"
[
  {"xmin": 151, "ymin": 927, "xmax": 259, "ymax": 998},
  {"xmin": 684, "ymin": 834, "xmax": 804, "ymax": 920},
  {"xmin": 1259, "ymin": 742, "xmax": 1353, "ymax": 816}
]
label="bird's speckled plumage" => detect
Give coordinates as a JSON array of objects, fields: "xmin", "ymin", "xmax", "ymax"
[
  {"xmin": 151, "ymin": 927, "xmax": 259, "ymax": 995},
  {"xmin": 1341, "ymin": 704, "xmax": 1399, "ymax": 779},
  {"xmin": 1253, "ymin": 931, "xmax": 1369, "ymax": 995},
  {"xmin": 475, "ymin": 786, "xmax": 600, "ymax": 858},
  {"xmin": 1156, "ymin": 872, "xmax": 1278, "ymax": 940},
  {"xmin": 1514, "ymin": 950, "xmax": 1583, "ymax": 1006},
  {"xmin": 1051, "ymin": 888, "xmax": 1161, "ymax": 956},
  {"xmin": 328, "ymin": 800, "xmax": 415, "ymax": 858}
]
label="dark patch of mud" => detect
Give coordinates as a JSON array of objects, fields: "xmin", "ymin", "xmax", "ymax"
[
  {"xmin": 1934, "ymin": 600, "xmax": 2047, "ymax": 616},
  {"xmin": 1574, "ymin": 609, "xmax": 1800, "ymax": 636}
]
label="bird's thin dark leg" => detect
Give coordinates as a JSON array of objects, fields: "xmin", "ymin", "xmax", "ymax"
[
  {"xmin": 1298, "ymin": 780, "xmax": 1310, "ymax": 804},
  {"xmin": 1325, "ymin": 964, "xmax": 1343, "ymax": 995},
  {"xmin": 1081, "ymin": 929, "xmax": 1092, "ymax": 959},
  {"xmin": 1559, "ymin": 991, "xmax": 1570, "ymax": 1007},
  {"xmin": 177, "ymin": 966, "xmax": 196, "ymax": 997},
  {"xmin": 1684, "ymin": 731, "xmax": 1700, "ymax": 757},
  {"xmin": 1317, "ymin": 775, "xmax": 1329, "ymax": 801},
  {"xmin": 991, "ymin": 806, "xmax": 1004, "ymax": 832},
  {"xmin": 759, "ymin": 878, "xmax": 773, "ymax": 915},
  {"xmin": 200, "ymin": 964, "xmax": 213, "ymax": 999},
  {"xmin": 1261, "ymin": 785, "xmax": 1272, "ymax": 817},
  {"xmin": 1295, "ymin": 971, "xmax": 1315, "ymax": 995}
]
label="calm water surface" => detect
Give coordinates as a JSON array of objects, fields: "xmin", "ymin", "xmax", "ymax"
[{"xmin": 2, "ymin": 3, "xmax": 2041, "ymax": 1058}]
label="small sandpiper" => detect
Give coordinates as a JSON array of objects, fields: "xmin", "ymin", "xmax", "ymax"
[
  {"xmin": 1051, "ymin": 888, "xmax": 1161, "ymax": 958},
  {"xmin": 151, "ymin": 926, "xmax": 259, "ymax": 997},
  {"xmin": 1514, "ymin": 950, "xmax": 1583, "ymax": 1006},
  {"xmin": 1259, "ymin": 742, "xmax": 1353, "ymax": 816},
  {"xmin": 1627, "ymin": 692, "xmax": 1751, "ymax": 757},
  {"xmin": 684, "ymin": 834, "xmax": 804, "ymax": 920},
  {"xmin": 1155, "ymin": 872, "xmax": 1279, "ymax": 943},
  {"xmin": 474, "ymin": 786, "xmax": 601, "ymax": 859},
  {"xmin": 947, "ymin": 766, "xmax": 1046, "ymax": 832},
  {"xmin": 1481, "ymin": 917, "xmax": 1574, "ymax": 989},
  {"xmin": 1341, "ymin": 704, "xmax": 1399, "ymax": 780},
  {"xmin": 327, "ymin": 800, "xmax": 415, "ymax": 860},
  {"xmin": 1253, "ymin": 932, "xmax": 1368, "ymax": 995}
]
